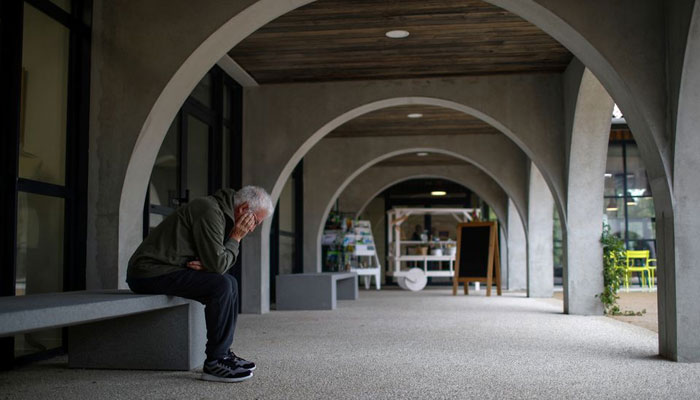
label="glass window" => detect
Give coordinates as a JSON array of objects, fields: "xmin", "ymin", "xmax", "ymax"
[
  {"xmin": 279, "ymin": 235, "xmax": 295, "ymax": 275},
  {"xmin": 50, "ymin": 0, "xmax": 71, "ymax": 13},
  {"xmin": 186, "ymin": 115, "xmax": 210, "ymax": 201},
  {"xmin": 223, "ymin": 126, "xmax": 231, "ymax": 188},
  {"xmin": 279, "ymin": 178, "xmax": 295, "ymax": 233},
  {"xmin": 191, "ymin": 73, "xmax": 212, "ymax": 108},
  {"xmin": 149, "ymin": 120, "xmax": 180, "ymax": 230},
  {"xmin": 16, "ymin": 193, "xmax": 65, "ymax": 295},
  {"xmin": 604, "ymin": 143, "xmax": 625, "ymax": 197},
  {"xmin": 625, "ymin": 144, "xmax": 652, "ymax": 196},
  {"xmin": 223, "ymin": 86, "xmax": 233, "ymax": 121},
  {"xmin": 15, "ymin": 192, "xmax": 65, "ymax": 357},
  {"xmin": 603, "ymin": 198, "xmax": 625, "ymax": 239},
  {"xmin": 19, "ymin": 4, "xmax": 70, "ymax": 186}
]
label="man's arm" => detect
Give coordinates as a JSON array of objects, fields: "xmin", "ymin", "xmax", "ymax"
[{"xmin": 191, "ymin": 210, "xmax": 239, "ymax": 274}]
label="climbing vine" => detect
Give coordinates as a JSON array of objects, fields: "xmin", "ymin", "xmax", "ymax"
[{"xmin": 598, "ymin": 223, "xmax": 627, "ymax": 315}]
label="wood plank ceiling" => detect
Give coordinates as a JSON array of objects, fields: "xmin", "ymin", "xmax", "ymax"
[
  {"xmin": 328, "ymin": 105, "xmax": 499, "ymax": 138},
  {"xmin": 230, "ymin": 0, "xmax": 573, "ymax": 83}
]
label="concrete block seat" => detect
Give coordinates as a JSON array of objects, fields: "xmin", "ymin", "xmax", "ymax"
[
  {"xmin": 0, "ymin": 290, "xmax": 205, "ymax": 370},
  {"xmin": 276, "ymin": 272, "xmax": 358, "ymax": 310}
]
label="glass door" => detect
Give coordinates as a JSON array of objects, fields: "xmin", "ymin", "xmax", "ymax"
[{"xmin": 146, "ymin": 106, "xmax": 214, "ymax": 233}]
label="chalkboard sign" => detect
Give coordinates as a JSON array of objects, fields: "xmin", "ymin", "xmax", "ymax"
[{"xmin": 452, "ymin": 221, "xmax": 502, "ymax": 296}]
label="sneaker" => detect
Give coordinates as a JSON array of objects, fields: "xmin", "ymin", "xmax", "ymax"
[
  {"xmin": 201, "ymin": 357, "xmax": 253, "ymax": 383},
  {"xmin": 226, "ymin": 350, "xmax": 256, "ymax": 371}
]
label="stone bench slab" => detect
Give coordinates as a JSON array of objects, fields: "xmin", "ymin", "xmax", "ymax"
[
  {"xmin": 276, "ymin": 272, "xmax": 358, "ymax": 310},
  {"xmin": 0, "ymin": 290, "xmax": 205, "ymax": 370}
]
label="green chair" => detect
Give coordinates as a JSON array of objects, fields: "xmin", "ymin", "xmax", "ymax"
[{"xmin": 622, "ymin": 250, "xmax": 651, "ymax": 292}]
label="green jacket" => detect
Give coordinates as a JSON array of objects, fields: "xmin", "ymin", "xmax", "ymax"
[{"xmin": 127, "ymin": 188, "xmax": 240, "ymax": 280}]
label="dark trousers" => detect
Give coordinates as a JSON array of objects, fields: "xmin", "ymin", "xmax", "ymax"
[{"xmin": 127, "ymin": 269, "xmax": 238, "ymax": 361}]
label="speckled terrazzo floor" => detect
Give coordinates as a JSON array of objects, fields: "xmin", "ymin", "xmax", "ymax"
[{"xmin": 1, "ymin": 288, "xmax": 698, "ymax": 400}]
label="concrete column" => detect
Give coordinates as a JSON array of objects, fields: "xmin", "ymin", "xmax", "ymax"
[
  {"xmin": 563, "ymin": 67, "xmax": 613, "ymax": 315},
  {"xmin": 507, "ymin": 199, "xmax": 527, "ymax": 291},
  {"xmin": 667, "ymin": 0, "xmax": 700, "ymax": 362},
  {"xmin": 241, "ymin": 229, "xmax": 270, "ymax": 314},
  {"xmin": 499, "ymin": 227, "xmax": 508, "ymax": 288},
  {"xmin": 527, "ymin": 164, "xmax": 554, "ymax": 298}
]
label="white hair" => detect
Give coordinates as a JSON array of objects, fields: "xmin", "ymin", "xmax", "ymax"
[{"xmin": 234, "ymin": 186, "xmax": 274, "ymax": 218}]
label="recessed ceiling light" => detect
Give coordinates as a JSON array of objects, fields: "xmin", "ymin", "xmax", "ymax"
[
  {"xmin": 604, "ymin": 173, "xmax": 612, "ymax": 178},
  {"xmin": 407, "ymin": 113, "xmax": 423, "ymax": 118},
  {"xmin": 416, "ymin": 152, "xmax": 429, "ymax": 156},
  {"xmin": 385, "ymin": 30, "xmax": 410, "ymax": 39},
  {"xmin": 431, "ymin": 191, "xmax": 447, "ymax": 196}
]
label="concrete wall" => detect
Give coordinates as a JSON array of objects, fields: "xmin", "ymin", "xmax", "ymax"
[
  {"xmin": 507, "ymin": 200, "xmax": 528, "ymax": 291},
  {"xmin": 527, "ymin": 163, "xmax": 554, "ymax": 298},
  {"xmin": 340, "ymin": 165, "xmax": 508, "ymax": 229},
  {"xmin": 302, "ymin": 135, "xmax": 527, "ymax": 273}
]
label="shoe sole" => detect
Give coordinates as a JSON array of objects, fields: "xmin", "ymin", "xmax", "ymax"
[{"xmin": 200, "ymin": 372, "xmax": 253, "ymax": 383}]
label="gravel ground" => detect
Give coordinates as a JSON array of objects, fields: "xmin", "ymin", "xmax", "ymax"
[{"xmin": 1, "ymin": 288, "xmax": 696, "ymax": 400}]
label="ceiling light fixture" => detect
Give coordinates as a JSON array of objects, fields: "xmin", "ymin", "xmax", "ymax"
[
  {"xmin": 606, "ymin": 199, "xmax": 618, "ymax": 212},
  {"xmin": 604, "ymin": 173, "xmax": 612, "ymax": 178},
  {"xmin": 416, "ymin": 152, "xmax": 429, "ymax": 156},
  {"xmin": 431, "ymin": 191, "xmax": 447, "ymax": 196},
  {"xmin": 385, "ymin": 30, "xmax": 410, "ymax": 39},
  {"xmin": 407, "ymin": 113, "xmax": 423, "ymax": 118}
]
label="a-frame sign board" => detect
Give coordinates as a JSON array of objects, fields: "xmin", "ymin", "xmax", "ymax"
[{"xmin": 452, "ymin": 221, "xmax": 502, "ymax": 296}]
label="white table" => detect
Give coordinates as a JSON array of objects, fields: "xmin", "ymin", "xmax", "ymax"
[
  {"xmin": 394, "ymin": 255, "xmax": 456, "ymax": 277},
  {"xmin": 350, "ymin": 267, "xmax": 381, "ymax": 290}
]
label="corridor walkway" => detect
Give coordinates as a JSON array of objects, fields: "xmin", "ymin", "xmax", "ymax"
[{"xmin": 2, "ymin": 289, "xmax": 698, "ymax": 399}]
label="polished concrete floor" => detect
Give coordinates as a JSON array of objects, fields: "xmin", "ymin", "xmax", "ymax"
[{"xmin": 2, "ymin": 288, "xmax": 699, "ymax": 399}]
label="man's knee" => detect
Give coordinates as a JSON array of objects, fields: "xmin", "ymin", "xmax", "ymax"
[
  {"xmin": 210, "ymin": 274, "xmax": 235, "ymax": 299},
  {"xmin": 223, "ymin": 273, "xmax": 238, "ymax": 297}
]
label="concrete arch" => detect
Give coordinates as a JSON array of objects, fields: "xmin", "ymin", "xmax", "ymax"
[
  {"xmin": 303, "ymin": 142, "xmax": 532, "ymax": 274},
  {"xmin": 342, "ymin": 170, "xmax": 511, "ymax": 287},
  {"xmin": 349, "ymin": 170, "xmax": 507, "ymax": 229},
  {"xmin": 114, "ymin": 0, "xmax": 673, "ymax": 274},
  {"xmin": 563, "ymin": 63, "xmax": 614, "ymax": 315},
  {"xmin": 256, "ymin": 95, "xmax": 547, "ymax": 226},
  {"xmin": 99, "ymin": 1, "xmax": 675, "ymax": 321}
]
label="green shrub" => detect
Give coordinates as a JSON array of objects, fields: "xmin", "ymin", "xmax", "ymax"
[{"xmin": 598, "ymin": 223, "xmax": 626, "ymax": 315}]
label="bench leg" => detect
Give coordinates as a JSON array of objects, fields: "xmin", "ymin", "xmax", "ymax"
[
  {"xmin": 68, "ymin": 302, "xmax": 205, "ymax": 370},
  {"xmin": 276, "ymin": 275, "xmax": 335, "ymax": 310},
  {"xmin": 337, "ymin": 276, "xmax": 358, "ymax": 300}
]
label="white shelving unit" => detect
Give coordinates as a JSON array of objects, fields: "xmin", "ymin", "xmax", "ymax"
[
  {"xmin": 348, "ymin": 221, "xmax": 381, "ymax": 290},
  {"xmin": 387, "ymin": 207, "xmax": 480, "ymax": 291}
]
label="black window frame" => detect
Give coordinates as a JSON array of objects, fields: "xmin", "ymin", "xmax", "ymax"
[
  {"xmin": 0, "ymin": 0, "xmax": 92, "ymax": 368},
  {"xmin": 604, "ymin": 132, "xmax": 656, "ymax": 254}
]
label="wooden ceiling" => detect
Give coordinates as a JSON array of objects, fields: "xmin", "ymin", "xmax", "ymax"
[
  {"xmin": 230, "ymin": 0, "xmax": 573, "ymax": 83},
  {"xmin": 327, "ymin": 105, "xmax": 500, "ymax": 138}
]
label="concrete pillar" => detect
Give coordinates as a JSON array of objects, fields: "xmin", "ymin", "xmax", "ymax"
[
  {"xmin": 527, "ymin": 164, "xmax": 554, "ymax": 298},
  {"xmin": 667, "ymin": 0, "xmax": 700, "ymax": 362},
  {"xmin": 563, "ymin": 67, "xmax": 613, "ymax": 315},
  {"xmin": 241, "ymin": 229, "xmax": 270, "ymax": 314},
  {"xmin": 507, "ymin": 199, "xmax": 527, "ymax": 291},
  {"xmin": 499, "ymin": 227, "xmax": 508, "ymax": 288}
]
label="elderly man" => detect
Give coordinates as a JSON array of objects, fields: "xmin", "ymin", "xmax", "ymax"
[{"xmin": 127, "ymin": 186, "xmax": 273, "ymax": 383}]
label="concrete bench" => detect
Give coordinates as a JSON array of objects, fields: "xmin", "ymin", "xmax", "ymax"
[
  {"xmin": 276, "ymin": 272, "xmax": 358, "ymax": 310},
  {"xmin": 0, "ymin": 290, "xmax": 205, "ymax": 370}
]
